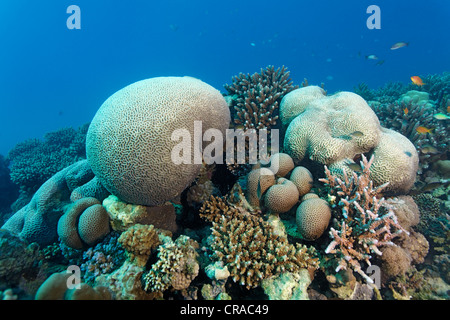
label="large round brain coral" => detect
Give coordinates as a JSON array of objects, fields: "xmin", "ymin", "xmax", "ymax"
[
  {"xmin": 283, "ymin": 87, "xmax": 382, "ymax": 165},
  {"xmin": 86, "ymin": 76, "xmax": 230, "ymax": 206},
  {"xmin": 281, "ymin": 86, "xmax": 419, "ymax": 194}
]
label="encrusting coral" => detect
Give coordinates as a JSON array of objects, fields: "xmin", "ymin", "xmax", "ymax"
[
  {"xmin": 224, "ymin": 65, "xmax": 298, "ymax": 132},
  {"xmin": 2, "ymin": 160, "xmax": 109, "ymax": 246},
  {"xmin": 142, "ymin": 235, "xmax": 199, "ymax": 293},
  {"xmin": 118, "ymin": 224, "xmax": 160, "ymax": 267},
  {"xmin": 86, "ymin": 76, "xmax": 230, "ymax": 206},
  {"xmin": 319, "ymin": 155, "xmax": 407, "ymax": 284},
  {"xmin": 199, "ymin": 194, "xmax": 319, "ymax": 289}
]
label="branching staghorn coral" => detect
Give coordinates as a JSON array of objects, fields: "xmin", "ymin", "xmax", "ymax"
[
  {"xmin": 319, "ymin": 155, "xmax": 407, "ymax": 284},
  {"xmin": 200, "ymin": 194, "xmax": 318, "ymax": 289},
  {"xmin": 224, "ymin": 65, "xmax": 298, "ymax": 131}
]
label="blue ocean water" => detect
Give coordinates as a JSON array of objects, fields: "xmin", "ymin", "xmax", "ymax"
[{"xmin": 0, "ymin": 0, "xmax": 449, "ymax": 155}]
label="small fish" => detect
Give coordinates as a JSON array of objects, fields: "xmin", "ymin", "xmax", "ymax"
[
  {"xmin": 433, "ymin": 113, "xmax": 450, "ymax": 120},
  {"xmin": 420, "ymin": 145, "xmax": 439, "ymax": 154},
  {"xmin": 447, "ymin": 105, "xmax": 450, "ymax": 113},
  {"xmin": 403, "ymin": 107, "xmax": 409, "ymax": 115},
  {"xmin": 250, "ymin": 42, "xmax": 256, "ymax": 47},
  {"xmin": 350, "ymin": 131, "xmax": 364, "ymax": 137},
  {"xmin": 390, "ymin": 42, "xmax": 409, "ymax": 50},
  {"xmin": 404, "ymin": 151, "xmax": 412, "ymax": 157},
  {"xmin": 375, "ymin": 60, "xmax": 385, "ymax": 66},
  {"xmin": 346, "ymin": 162, "xmax": 362, "ymax": 172},
  {"xmin": 365, "ymin": 54, "xmax": 379, "ymax": 60},
  {"xmin": 416, "ymin": 126, "xmax": 433, "ymax": 134},
  {"xmin": 411, "ymin": 76, "xmax": 425, "ymax": 86}
]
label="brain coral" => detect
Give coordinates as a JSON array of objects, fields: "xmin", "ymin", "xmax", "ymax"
[
  {"xmin": 263, "ymin": 178, "xmax": 299, "ymax": 213},
  {"xmin": 86, "ymin": 76, "xmax": 230, "ymax": 206},
  {"xmin": 289, "ymin": 166, "xmax": 314, "ymax": 196},
  {"xmin": 296, "ymin": 198, "xmax": 331, "ymax": 241},
  {"xmin": 281, "ymin": 86, "xmax": 419, "ymax": 194},
  {"xmin": 57, "ymin": 197, "xmax": 111, "ymax": 249},
  {"xmin": 2, "ymin": 160, "xmax": 108, "ymax": 246},
  {"xmin": 283, "ymin": 87, "xmax": 382, "ymax": 165}
]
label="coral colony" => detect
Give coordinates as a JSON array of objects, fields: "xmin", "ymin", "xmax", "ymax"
[{"xmin": 0, "ymin": 66, "xmax": 449, "ymax": 300}]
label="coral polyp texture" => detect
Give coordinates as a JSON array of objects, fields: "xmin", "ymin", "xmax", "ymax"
[
  {"xmin": 199, "ymin": 194, "xmax": 319, "ymax": 289},
  {"xmin": 296, "ymin": 197, "xmax": 331, "ymax": 241},
  {"xmin": 2, "ymin": 160, "xmax": 109, "ymax": 246},
  {"xmin": 282, "ymin": 86, "xmax": 419, "ymax": 194},
  {"xmin": 224, "ymin": 65, "xmax": 298, "ymax": 132},
  {"xmin": 86, "ymin": 76, "xmax": 231, "ymax": 206},
  {"xmin": 244, "ymin": 153, "xmax": 313, "ymax": 214}
]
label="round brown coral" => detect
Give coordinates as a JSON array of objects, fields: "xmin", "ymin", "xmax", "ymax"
[
  {"xmin": 245, "ymin": 168, "xmax": 275, "ymax": 208},
  {"xmin": 289, "ymin": 166, "xmax": 314, "ymax": 196},
  {"xmin": 263, "ymin": 178, "xmax": 299, "ymax": 213},
  {"xmin": 78, "ymin": 204, "xmax": 111, "ymax": 246},
  {"xmin": 265, "ymin": 152, "xmax": 295, "ymax": 177},
  {"xmin": 296, "ymin": 198, "xmax": 331, "ymax": 241},
  {"xmin": 57, "ymin": 197, "xmax": 101, "ymax": 249}
]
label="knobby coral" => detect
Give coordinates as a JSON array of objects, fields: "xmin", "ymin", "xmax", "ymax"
[
  {"xmin": 199, "ymin": 194, "xmax": 318, "ymax": 289},
  {"xmin": 142, "ymin": 235, "xmax": 199, "ymax": 293},
  {"xmin": 319, "ymin": 155, "xmax": 407, "ymax": 284}
]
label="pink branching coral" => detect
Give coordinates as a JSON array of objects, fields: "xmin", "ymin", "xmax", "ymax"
[{"xmin": 319, "ymin": 155, "xmax": 408, "ymax": 283}]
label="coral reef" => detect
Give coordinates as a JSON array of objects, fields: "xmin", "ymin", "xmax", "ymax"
[
  {"xmin": 35, "ymin": 271, "xmax": 111, "ymax": 300},
  {"xmin": 0, "ymin": 230, "xmax": 40, "ymax": 287},
  {"xmin": 118, "ymin": 224, "xmax": 160, "ymax": 267},
  {"xmin": 142, "ymin": 235, "xmax": 199, "ymax": 293},
  {"xmin": 282, "ymin": 86, "xmax": 419, "ymax": 194},
  {"xmin": 199, "ymin": 194, "xmax": 318, "ymax": 289},
  {"xmin": 244, "ymin": 153, "xmax": 313, "ymax": 214},
  {"xmin": 86, "ymin": 76, "xmax": 230, "ymax": 206},
  {"xmin": 7, "ymin": 124, "xmax": 89, "ymax": 194},
  {"xmin": 296, "ymin": 197, "xmax": 331, "ymax": 241},
  {"xmin": 224, "ymin": 65, "xmax": 298, "ymax": 131},
  {"xmin": 2, "ymin": 160, "xmax": 109, "ymax": 246},
  {"xmin": 320, "ymin": 155, "xmax": 407, "ymax": 283}
]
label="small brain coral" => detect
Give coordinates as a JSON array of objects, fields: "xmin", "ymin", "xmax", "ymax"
[
  {"xmin": 86, "ymin": 76, "xmax": 230, "ymax": 206},
  {"xmin": 296, "ymin": 198, "xmax": 331, "ymax": 241},
  {"xmin": 57, "ymin": 197, "xmax": 110, "ymax": 249},
  {"xmin": 263, "ymin": 178, "xmax": 299, "ymax": 213}
]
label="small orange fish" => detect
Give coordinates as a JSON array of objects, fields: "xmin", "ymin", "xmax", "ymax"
[
  {"xmin": 447, "ymin": 105, "xmax": 450, "ymax": 113},
  {"xmin": 411, "ymin": 76, "xmax": 425, "ymax": 86},
  {"xmin": 403, "ymin": 107, "xmax": 409, "ymax": 115},
  {"xmin": 416, "ymin": 126, "xmax": 433, "ymax": 134}
]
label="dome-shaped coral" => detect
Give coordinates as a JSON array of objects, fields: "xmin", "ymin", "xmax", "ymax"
[
  {"xmin": 369, "ymin": 128, "xmax": 419, "ymax": 194},
  {"xmin": 283, "ymin": 89, "xmax": 381, "ymax": 165},
  {"xmin": 289, "ymin": 166, "xmax": 313, "ymax": 197},
  {"xmin": 245, "ymin": 168, "xmax": 276, "ymax": 208},
  {"xmin": 78, "ymin": 203, "xmax": 111, "ymax": 246},
  {"xmin": 263, "ymin": 178, "xmax": 299, "ymax": 213},
  {"xmin": 265, "ymin": 152, "xmax": 295, "ymax": 177},
  {"xmin": 57, "ymin": 197, "xmax": 100, "ymax": 249},
  {"xmin": 86, "ymin": 76, "xmax": 230, "ymax": 206},
  {"xmin": 296, "ymin": 198, "xmax": 331, "ymax": 241}
]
